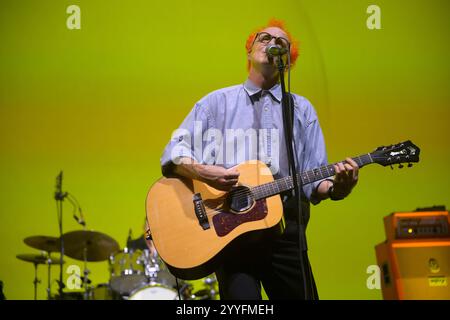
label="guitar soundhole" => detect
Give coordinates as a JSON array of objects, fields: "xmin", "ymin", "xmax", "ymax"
[{"xmin": 228, "ymin": 186, "xmax": 254, "ymax": 213}]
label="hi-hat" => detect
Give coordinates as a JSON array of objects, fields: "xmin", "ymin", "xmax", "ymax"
[
  {"xmin": 16, "ymin": 253, "xmax": 64, "ymax": 265},
  {"xmin": 24, "ymin": 235, "xmax": 60, "ymax": 252},
  {"xmin": 62, "ymin": 230, "xmax": 119, "ymax": 262}
]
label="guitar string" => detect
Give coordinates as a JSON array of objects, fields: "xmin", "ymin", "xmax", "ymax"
[
  {"xmin": 203, "ymin": 156, "xmax": 369, "ymax": 208},
  {"xmin": 199, "ymin": 167, "xmax": 336, "ymax": 217},
  {"xmin": 224, "ymin": 153, "xmax": 406, "ymax": 202},
  {"xmin": 201, "ymin": 153, "xmax": 408, "ymax": 213},
  {"xmin": 201, "ymin": 168, "xmax": 401, "ymax": 218},
  {"xmin": 212, "ymin": 157, "xmax": 365, "ymax": 200},
  {"xmin": 189, "ymin": 152, "xmax": 404, "ymax": 211},
  {"xmin": 197, "ymin": 155, "xmax": 392, "ymax": 218},
  {"xmin": 197, "ymin": 155, "xmax": 370, "ymax": 205}
]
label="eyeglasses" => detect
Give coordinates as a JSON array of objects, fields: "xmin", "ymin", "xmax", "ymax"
[{"xmin": 251, "ymin": 32, "xmax": 290, "ymax": 50}]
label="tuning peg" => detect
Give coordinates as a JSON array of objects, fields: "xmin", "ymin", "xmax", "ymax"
[
  {"xmin": 398, "ymin": 164, "xmax": 404, "ymax": 169},
  {"xmin": 408, "ymin": 163, "xmax": 413, "ymax": 168}
]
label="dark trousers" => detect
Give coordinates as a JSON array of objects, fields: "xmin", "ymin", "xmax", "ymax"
[{"xmin": 215, "ymin": 220, "xmax": 319, "ymax": 300}]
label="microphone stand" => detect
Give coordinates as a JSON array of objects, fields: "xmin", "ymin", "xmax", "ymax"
[
  {"xmin": 275, "ymin": 55, "xmax": 315, "ymax": 300},
  {"xmin": 54, "ymin": 171, "xmax": 67, "ymax": 300},
  {"xmin": 67, "ymin": 193, "xmax": 90, "ymax": 300}
]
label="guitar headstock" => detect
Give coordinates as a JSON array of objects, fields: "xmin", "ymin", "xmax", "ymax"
[{"xmin": 371, "ymin": 140, "xmax": 420, "ymax": 168}]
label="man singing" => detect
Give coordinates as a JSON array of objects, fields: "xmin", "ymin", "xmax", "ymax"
[{"xmin": 160, "ymin": 19, "xmax": 359, "ymax": 299}]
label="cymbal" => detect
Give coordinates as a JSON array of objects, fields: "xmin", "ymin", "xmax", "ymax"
[
  {"xmin": 62, "ymin": 230, "xmax": 119, "ymax": 262},
  {"xmin": 24, "ymin": 235, "xmax": 60, "ymax": 252},
  {"xmin": 16, "ymin": 253, "xmax": 64, "ymax": 265}
]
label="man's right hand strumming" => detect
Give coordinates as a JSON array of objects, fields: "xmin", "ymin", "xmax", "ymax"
[{"xmin": 172, "ymin": 157, "xmax": 240, "ymax": 191}]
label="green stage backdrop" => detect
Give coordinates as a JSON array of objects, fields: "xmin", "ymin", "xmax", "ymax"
[{"xmin": 0, "ymin": 0, "xmax": 449, "ymax": 300}]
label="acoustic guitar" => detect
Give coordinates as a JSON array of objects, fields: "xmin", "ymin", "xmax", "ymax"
[{"xmin": 146, "ymin": 141, "xmax": 420, "ymax": 279}]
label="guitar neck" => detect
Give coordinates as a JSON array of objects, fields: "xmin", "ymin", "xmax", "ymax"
[{"xmin": 251, "ymin": 153, "xmax": 374, "ymax": 200}]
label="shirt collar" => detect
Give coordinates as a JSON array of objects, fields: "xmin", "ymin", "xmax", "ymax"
[{"xmin": 243, "ymin": 78, "xmax": 282, "ymax": 103}]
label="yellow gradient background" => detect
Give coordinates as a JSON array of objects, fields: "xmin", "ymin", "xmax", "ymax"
[{"xmin": 0, "ymin": 0, "xmax": 449, "ymax": 299}]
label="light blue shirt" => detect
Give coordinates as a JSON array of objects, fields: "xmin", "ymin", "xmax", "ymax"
[{"xmin": 160, "ymin": 79, "xmax": 328, "ymax": 207}]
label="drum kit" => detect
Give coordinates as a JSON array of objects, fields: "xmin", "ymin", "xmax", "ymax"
[
  {"xmin": 17, "ymin": 231, "xmax": 218, "ymax": 300},
  {"xmin": 16, "ymin": 172, "xmax": 218, "ymax": 300}
]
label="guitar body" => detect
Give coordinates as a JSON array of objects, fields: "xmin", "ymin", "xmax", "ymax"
[{"xmin": 146, "ymin": 160, "xmax": 284, "ymax": 280}]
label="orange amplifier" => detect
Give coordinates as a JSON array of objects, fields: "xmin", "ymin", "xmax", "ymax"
[
  {"xmin": 383, "ymin": 207, "xmax": 449, "ymax": 241},
  {"xmin": 375, "ymin": 207, "xmax": 450, "ymax": 300}
]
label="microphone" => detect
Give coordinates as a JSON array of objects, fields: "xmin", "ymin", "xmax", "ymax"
[
  {"xmin": 54, "ymin": 171, "xmax": 68, "ymax": 200},
  {"xmin": 265, "ymin": 45, "xmax": 288, "ymax": 57}
]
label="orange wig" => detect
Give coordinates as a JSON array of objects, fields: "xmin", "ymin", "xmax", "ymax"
[{"xmin": 245, "ymin": 18, "xmax": 299, "ymax": 71}]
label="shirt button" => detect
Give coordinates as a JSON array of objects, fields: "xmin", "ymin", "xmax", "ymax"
[{"xmin": 264, "ymin": 107, "xmax": 269, "ymax": 111}]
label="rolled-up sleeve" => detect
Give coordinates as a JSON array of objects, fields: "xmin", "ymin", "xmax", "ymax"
[{"xmin": 160, "ymin": 102, "xmax": 211, "ymax": 177}]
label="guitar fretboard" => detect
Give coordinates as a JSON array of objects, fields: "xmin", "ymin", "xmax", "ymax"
[{"xmin": 251, "ymin": 154, "xmax": 373, "ymax": 200}]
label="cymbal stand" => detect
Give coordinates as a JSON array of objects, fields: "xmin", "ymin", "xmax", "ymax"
[
  {"xmin": 82, "ymin": 244, "xmax": 91, "ymax": 300},
  {"xmin": 46, "ymin": 253, "xmax": 52, "ymax": 300},
  {"xmin": 32, "ymin": 262, "xmax": 40, "ymax": 300}
]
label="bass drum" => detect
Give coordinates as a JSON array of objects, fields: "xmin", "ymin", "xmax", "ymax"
[{"xmin": 128, "ymin": 283, "xmax": 179, "ymax": 300}]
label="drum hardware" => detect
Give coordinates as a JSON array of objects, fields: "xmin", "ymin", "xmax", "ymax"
[
  {"xmin": 19, "ymin": 233, "xmax": 218, "ymax": 300},
  {"xmin": 143, "ymin": 249, "xmax": 160, "ymax": 278},
  {"xmin": 190, "ymin": 274, "xmax": 219, "ymax": 300},
  {"xmin": 20, "ymin": 228, "xmax": 204, "ymax": 300},
  {"xmin": 22, "ymin": 235, "xmax": 65, "ymax": 300},
  {"xmin": 109, "ymin": 247, "xmax": 142, "ymax": 295},
  {"xmin": 21, "ymin": 229, "xmax": 119, "ymax": 300},
  {"xmin": 61, "ymin": 229, "xmax": 119, "ymax": 300},
  {"xmin": 203, "ymin": 275, "xmax": 219, "ymax": 299},
  {"xmin": 16, "ymin": 252, "xmax": 64, "ymax": 300},
  {"xmin": 81, "ymin": 245, "xmax": 90, "ymax": 300},
  {"xmin": 108, "ymin": 246, "xmax": 187, "ymax": 300},
  {"xmin": 20, "ymin": 172, "xmax": 122, "ymax": 299},
  {"xmin": 53, "ymin": 171, "xmax": 106, "ymax": 298},
  {"xmin": 22, "ymin": 180, "xmax": 216, "ymax": 302},
  {"xmin": 54, "ymin": 171, "xmax": 68, "ymax": 298}
]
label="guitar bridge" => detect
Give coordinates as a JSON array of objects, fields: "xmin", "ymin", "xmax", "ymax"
[{"xmin": 193, "ymin": 193, "xmax": 210, "ymax": 230}]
